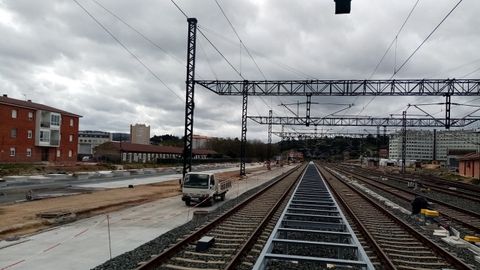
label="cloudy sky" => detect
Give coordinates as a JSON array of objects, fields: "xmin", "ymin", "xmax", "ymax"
[{"xmin": 1, "ymin": 0, "xmax": 479, "ymax": 142}]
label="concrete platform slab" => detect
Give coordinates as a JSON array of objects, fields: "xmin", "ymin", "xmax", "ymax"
[{"xmin": 75, "ymin": 164, "xmax": 263, "ymax": 189}]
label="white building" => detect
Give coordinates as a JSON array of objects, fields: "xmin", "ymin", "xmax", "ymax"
[
  {"xmin": 78, "ymin": 130, "xmax": 112, "ymax": 155},
  {"xmin": 389, "ymin": 129, "xmax": 480, "ymax": 162}
]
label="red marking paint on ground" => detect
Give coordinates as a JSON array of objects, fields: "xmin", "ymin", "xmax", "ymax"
[
  {"xmin": 73, "ymin": 228, "xmax": 89, "ymax": 238},
  {"xmin": 42, "ymin": 243, "xmax": 61, "ymax": 253},
  {"xmin": 0, "ymin": 259, "xmax": 26, "ymax": 270}
]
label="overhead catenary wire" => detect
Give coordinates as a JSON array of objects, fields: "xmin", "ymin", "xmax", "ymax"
[
  {"xmin": 72, "ymin": 0, "xmax": 184, "ymax": 102},
  {"xmin": 369, "ymin": 0, "xmax": 420, "ymax": 79},
  {"xmin": 170, "ymin": 0, "xmax": 245, "ymax": 80},
  {"xmin": 197, "ymin": 25, "xmax": 317, "ymax": 80},
  {"xmin": 198, "ymin": 38, "xmax": 218, "ymax": 80},
  {"xmin": 352, "ymin": 0, "xmax": 421, "ymax": 122},
  {"xmin": 214, "ymin": 0, "xmax": 267, "ymax": 80},
  {"xmin": 211, "ymin": 0, "xmax": 282, "ymax": 116},
  {"xmin": 90, "ymin": 0, "xmax": 185, "ymax": 66},
  {"xmin": 462, "ymin": 66, "xmax": 480, "ymax": 78},
  {"xmin": 392, "ymin": 0, "xmax": 464, "ymax": 78},
  {"xmin": 361, "ymin": 0, "xmax": 463, "ymax": 123}
]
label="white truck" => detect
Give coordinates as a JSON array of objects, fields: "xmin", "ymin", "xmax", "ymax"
[{"xmin": 181, "ymin": 172, "xmax": 232, "ymax": 206}]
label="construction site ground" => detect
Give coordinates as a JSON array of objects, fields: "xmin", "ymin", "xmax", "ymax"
[{"xmin": 0, "ymin": 165, "xmax": 294, "ymax": 270}]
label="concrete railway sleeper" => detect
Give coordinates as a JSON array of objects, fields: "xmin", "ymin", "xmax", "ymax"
[
  {"xmin": 135, "ymin": 163, "xmax": 307, "ymax": 270},
  {"xmin": 317, "ymin": 163, "xmax": 474, "ymax": 270},
  {"xmin": 332, "ymin": 164, "xmax": 480, "ymax": 235},
  {"xmin": 344, "ymin": 165, "xmax": 480, "ymax": 203}
]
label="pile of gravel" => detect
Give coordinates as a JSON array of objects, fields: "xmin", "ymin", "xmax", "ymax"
[{"xmin": 92, "ymin": 176, "xmax": 281, "ymax": 270}]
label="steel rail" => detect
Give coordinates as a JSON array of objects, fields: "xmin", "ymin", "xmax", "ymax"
[
  {"xmin": 223, "ymin": 166, "xmax": 305, "ymax": 269},
  {"xmin": 314, "ymin": 164, "xmax": 396, "ymax": 270},
  {"xmin": 318, "ymin": 163, "xmax": 474, "ymax": 270},
  {"xmin": 333, "ymin": 165, "xmax": 480, "ymax": 234},
  {"xmin": 135, "ymin": 164, "xmax": 306, "ymax": 270},
  {"xmin": 348, "ymin": 165, "xmax": 480, "ymax": 203}
]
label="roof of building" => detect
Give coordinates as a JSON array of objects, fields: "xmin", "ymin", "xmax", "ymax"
[
  {"xmin": 447, "ymin": 149, "xmax": 476, "ymax": 156},
  {"xmin": 459, "ymin": 152, "xmax": 480, "ymax": 161},
  {"xmin": 0, "ymin": 95, "xmax": 81, "ymax": 117},
  {"xmin": 109, "ymin": 142, "xmax": 217, "ymax": 155}
]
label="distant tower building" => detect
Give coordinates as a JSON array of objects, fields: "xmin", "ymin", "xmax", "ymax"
[
  {"xmin": 130, "ymin": 124, "xmax": 150, "ymax": 145},
  {"xmin": 192, "ymin": 135, "xmax": 210, "ymax": 149}
]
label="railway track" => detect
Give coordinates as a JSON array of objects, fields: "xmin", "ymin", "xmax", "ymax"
[
  {"xmin": 332, "ymin": 164, "xmax": 480, "ymax": 235},
  {"xmin": 317, "ymin": 163, "xmax": 475, "ymax": 270},
  {"xmin": 135, "ymin": 163, "xmax": 306, "ymax": 270},
  {"xmin": 343, "ymin": 165, "xmax": 480, "ymax": 204},
  {"xmin": 253, "ymin": 163, "xmax": 374, "ymax": 270}
]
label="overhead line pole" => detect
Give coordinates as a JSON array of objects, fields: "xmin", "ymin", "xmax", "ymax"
[
  {"xmin": 182, "ymin": 18, "xmax": 197, "ymax": 182},
  {"xmin": 401, "ymin": 111, "xmax": 407, "ymax": 174},
  {"xmin": 240, "ymin": 81, "xmax": 248, "ymax": 176}
]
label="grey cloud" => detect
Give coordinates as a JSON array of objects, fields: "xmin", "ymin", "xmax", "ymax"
[{"xmin": 1, "ymin": 0, "xmax": 479, "ymax": 141}]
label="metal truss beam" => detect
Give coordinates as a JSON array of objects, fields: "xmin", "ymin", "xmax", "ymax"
[
  {"xmin": 182, "ymin": 18, "xmax": 197, "ymax": 180},
  {"xmin": 248, "ymin": 116, "xmax": 480, "ymax": 127},
  {"xmin": 195, "ymin": 79, "xmax": 480, "ymax": 96},
  {"xmin": 273, "ymin": 131, "xmax": 374, "ymax": 139}
]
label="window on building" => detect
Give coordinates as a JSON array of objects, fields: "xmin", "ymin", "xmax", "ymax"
[
  {"xmin": 11, "ymin": 109, "xmax": 17, "ymax": 118},
  {"xmin": 40, "ymin": 131, "xmax": 50, "ymax": 142},
  {"xmin": 27, "ymin": 130, "xmax": 32, "ymax": 139},
  {"xmin": 10, "ymin": 147, "xmax": 15, "ymax": 156},
  {"xmin": 69, "ymin": 135, "xmax": 73, "ymax": 142},
  {"xmin": 51, "ymin": 114, "xmax": 60, "ymax": 126},
  {"xmin": 11, "ymin": 128, "xmax": 17, "ymax": 138},
  {"xmin": 68, "ymin": 150, "xmax": 72, "ymax": 158},
  {"xmin": 28, "ymin": 112, "xmax": 33, "ymax": 120},
  {"xmin": 70, "ymin": 119, "xmax": 74, "ymax": 127},
  {"xmin": 27, "ymin": 148, "xmax": 32, "ymax": 157},
  {"xmin": 57, "ymin": 150, "xmax": 61, "ymax": 157}
]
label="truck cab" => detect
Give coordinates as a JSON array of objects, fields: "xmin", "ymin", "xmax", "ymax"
[{"xmin": 181, "ymin": 172, "xmax": 230, "ymax": 206}]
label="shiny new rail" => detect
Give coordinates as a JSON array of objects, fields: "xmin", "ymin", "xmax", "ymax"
[
  {"xmin": 253, "ymin": 163, "xmax": 374, "ymax": 270},
  {"xmin": 135, "ymin": 164, "xmax": 306, "ymax": 270},
  {"xmin": 318, "ymin": 163, "xmax": 474, "ymax": 270}
]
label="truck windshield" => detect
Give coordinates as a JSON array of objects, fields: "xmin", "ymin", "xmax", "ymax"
[{"xmin": 184, "ymin": 174, "xmax": 209, "ymax": 188}]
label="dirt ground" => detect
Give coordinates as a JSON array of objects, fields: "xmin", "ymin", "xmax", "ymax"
[{"xmin": 0, "ymin": 167, "xmax": 264, "ymax": 240}]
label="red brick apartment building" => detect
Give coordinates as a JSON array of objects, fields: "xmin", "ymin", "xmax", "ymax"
[{"xmin": 0, "ymin": 94, "xmax": 81, "ymax": 163}]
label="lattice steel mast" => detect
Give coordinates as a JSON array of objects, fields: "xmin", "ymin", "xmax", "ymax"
[{"xmin": 182, "ymin": 18, "xmax": 197, "ymax": 181}]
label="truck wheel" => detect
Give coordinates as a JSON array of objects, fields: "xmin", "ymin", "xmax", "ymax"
[
  {"xmin": 185, "ymin": 200, "xmax": 191, "ymax": 206},
  {"xmin": 207, "ymin": 197, "xmax": 214, "ymax": 206}
]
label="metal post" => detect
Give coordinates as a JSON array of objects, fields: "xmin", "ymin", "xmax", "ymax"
[
  {"xmin": 306, "ymin": 94, "xmax": 312, "ymax": 127},
  {"xmin": 268, "ymin": 109, "xmax": 272, "ymax": 159},
  {"xmin": 445, "ymin": 94, "xmax": 451, "ymax": 129},
  {"xmin": 376, "ymin": 126, "xmax": 380, "ymax": 162},
  {"xmin": 182, "ymin": 18, "xmax": 197, "ymax": 182},
  {"xmin": 383, "ymin": 125, "xmax": 387, "ymax": 146},
  {"xmin": 433, "ymin": 129, "xmax": 437, "ymax": 161},
  {"xmin": 401, "ymin": 111, "xmax": 407, "ymax": 173},
  {"xmin": 240, "ymin": 81, "xmax": 248, "ymax": 176},
  {"xmin": 107, "ymin": 214, "xmax": 112, "ymax": 259}
]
